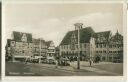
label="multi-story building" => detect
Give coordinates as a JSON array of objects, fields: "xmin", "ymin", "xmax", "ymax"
[
  {"xmin": 109, "ymin": 31, "xmax": 123, "ymax": 62},
  {"xmin": 94, "ymin": 30, "xmax": 123, "ymax": 62},
  {"xmin": 6, "ymin": 31, "xmax": 56, "ymax": 62},
  {"xmin": 59, "ymin": 23, "xmax": 95, "ymax": 61},
  {"xmin": 6, "ymin": 31, "xmax": 33, "ymax": 61},
  {"xmin": 59, "ymin": 23, "xmax": 123, "ymax": 62},
  {"xmin": 93, "ymin": 31, "xmax": 112, "ymax": 62},
  {"xmin": 46, "ymin": 41, "xmax": 56, "ymax": 61},
  {"xmin": 33, "ymin": 38, "xmax": 47, "ymax": 59}
]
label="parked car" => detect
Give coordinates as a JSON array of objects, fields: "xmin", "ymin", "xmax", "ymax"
[
  {"xmin": 31, "ymin": 59, "xmax": 39, "ymax": 63},
  {"xmin": 59, "ymin": 58, "xmax": 70, "ymax": 66},
  {"xmin": 41, "ymin": 59, "xmax": 47, "ymax": 63},
  {"xmin": 47, "ymin": 59, "xmax": 56, "ymax": 64}
]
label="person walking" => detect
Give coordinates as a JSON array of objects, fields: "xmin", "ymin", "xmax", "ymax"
[
  {"xmin": 55, "ymin": 60, "xmax": 58, "ymax": 68},
  {"xmin": 89, "ymin": 58, "xmax": 92, "ymax": 67}
]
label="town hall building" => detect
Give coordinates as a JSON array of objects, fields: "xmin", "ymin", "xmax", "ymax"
[{"xmin": 59, "ymin": 23, "xmax": 123, "ymax": 62}]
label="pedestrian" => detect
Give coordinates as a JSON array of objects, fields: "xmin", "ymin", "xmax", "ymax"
[
  {"xmin": 55, "ymin": 60, "xmax": 58, "ymax": 68},
  {"xmin": 25, "ymin": 60, "xmax": 27, "ymax": 64},
  {"xmin": 89, "ymin": 59, "xmax": 92, "ymax": 67}
]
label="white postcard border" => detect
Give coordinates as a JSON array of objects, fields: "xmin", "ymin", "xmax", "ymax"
[{"xmin": 1, "ymin": 0, "xmax": 127, "ymax": 82}]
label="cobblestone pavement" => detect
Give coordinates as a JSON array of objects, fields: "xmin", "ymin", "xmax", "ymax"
[
  {"xmin": 6, "ymin": 61, "xmax": 123, "ymax": 76},
  {"xmin": 70, "ymin": 61, "xmax": 123, "ymax": 75}
]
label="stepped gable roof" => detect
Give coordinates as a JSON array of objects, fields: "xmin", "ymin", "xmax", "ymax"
[
  {"xmin": 110, "ymin": 31, "xmax": 123, "ymax": 43},
  {"xmin": 60, "ymin": 27, "xmax": 95, "ymax": 45},
  {"xmin": 12, "ymin": 31, "xmax": 32, "ymax": 42}
]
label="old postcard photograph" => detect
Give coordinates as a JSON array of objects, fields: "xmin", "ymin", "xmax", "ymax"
[{"xmin": 1, "ymin": 0, "xmax": 127, "ymax": 81}]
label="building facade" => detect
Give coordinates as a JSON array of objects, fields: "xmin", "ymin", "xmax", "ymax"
[
  {"xmin": 46, "ymin": 41, "xmax": 56, "ymax": 60},
  {"xmin": 94, "ymin": 31, "xmax": 112, "ymax": 62},
  {"xmin": 6, "ymin": 31, "xmax": 56, "ymax": 62},
  {"xmin": 33, "ymin": 38, "xmax": 47, "ymax": 59},
  {"xmin": 6, "ymin": 31, "xmax": 33, "ymax": 61},
  {"xmin": 59, "ymin": 23, "xmax": 123, "ymax": 62},
  {"xmin": 108, "ymin": 31, "xmax": 123, "ymax": 62},
  {"xmin": 59, "ymin": 23, "xmax": 95, "ymax": 61}
]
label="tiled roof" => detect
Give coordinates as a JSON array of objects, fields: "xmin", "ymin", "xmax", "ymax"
[
  {"xmin": 93, "ymin": 31, "xmax": 111, "ymax": 38},
  {"xmin": 13, "ymin": 31, "xmax": 32, "ymax": 42},
  {"xmin": 60, "ymin": 27, "xmax": 95, "ymax": 45},
  {"xmin": 93, "ymin": 31, "xmax": 111, "ymax": 43}
]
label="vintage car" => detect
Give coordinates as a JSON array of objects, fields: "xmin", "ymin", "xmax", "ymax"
[{"xmin": 58, "ymin": 58, "xmax": 70, "ymax": 66}]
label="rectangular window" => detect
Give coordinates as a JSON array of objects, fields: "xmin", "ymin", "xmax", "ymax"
[
  {"xmin": 76, "ymin": 45, "xmax": 78, "ymax": 49},
  {"xmin": 80, "ymin": 44, "xmax": 82, "ymax": 48},
  {"xmin": 101, "ymin": 51, "xmax": 102, "ymax": 53},
  {"xmin": 65, "ymin": 45, "xmax": 66, "ymax": 49},
  {"xmin": 104, "ymin": 44, "xmax": 106, "ymax": 47},
  {"xmin": 103, "ymin": 51, "xmax": 106, "ymax": 53},
  {"xmin": 96, "ymin": 44, "xmax": 98, "ymax": 48},
  {"xmin": 105, "ymin": 51, "xmax": 106, "ymax": 53},
  {"xmin": 100, "ymin": 44, "xmax": 102, "ymax": 48},
  {"xmin": 84, "ymin": 44, "xmax": 86, "ymax": 48},
  {"xmin": 109, "ymin": 45, "xmax": 111, "ymax": 48}
]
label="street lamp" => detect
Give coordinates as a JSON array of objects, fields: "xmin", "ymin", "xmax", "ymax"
[
  {"xmin": 74, "ymin": 23, "xmax": 83, "ymax": 69},
  {"xmin": 39, "ymin": 38, "xmax": 41, "ymax": 63}
]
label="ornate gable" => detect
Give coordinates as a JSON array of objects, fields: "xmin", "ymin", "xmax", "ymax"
[{"xmin": 21, "ymin": 33, "xmax": 27, "ymax": 42}]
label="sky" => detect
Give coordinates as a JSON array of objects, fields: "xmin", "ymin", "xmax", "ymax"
[{"xmin": 4, "ymin": 3, "xmax": 123, "ymax": 46}]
